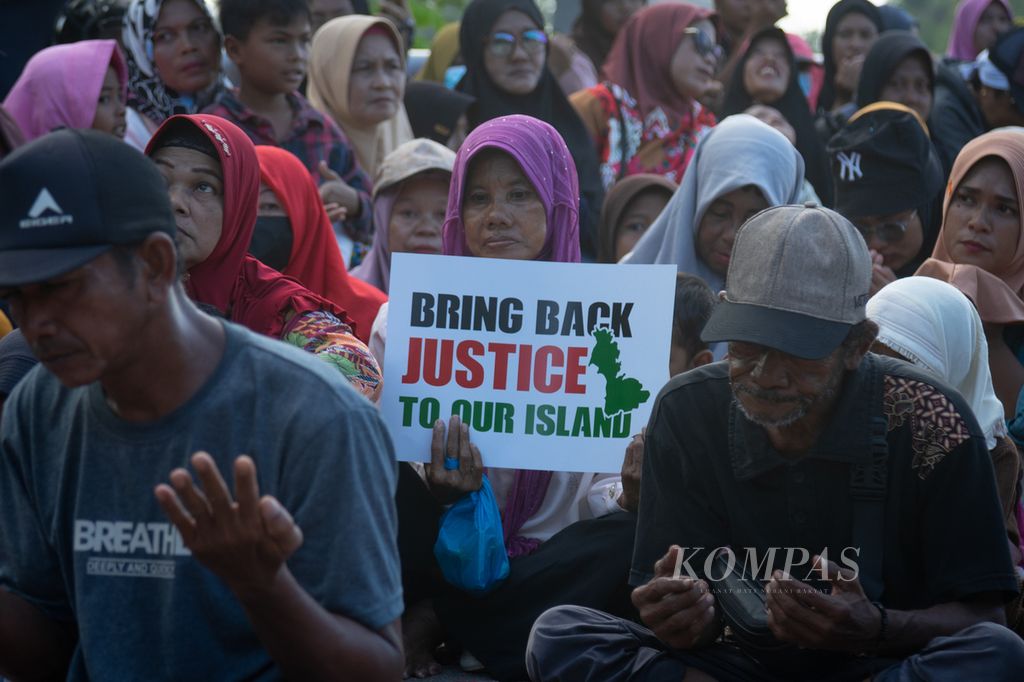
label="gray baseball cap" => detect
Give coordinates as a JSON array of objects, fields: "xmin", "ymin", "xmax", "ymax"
[{"xmin": 701, "ymin": 202, "xmax": 872, "ymax": 359}]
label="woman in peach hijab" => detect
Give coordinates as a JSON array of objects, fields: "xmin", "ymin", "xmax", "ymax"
[{"xmin": 917, "ymin": 129, "xmax": 1024, "ymax": 440}]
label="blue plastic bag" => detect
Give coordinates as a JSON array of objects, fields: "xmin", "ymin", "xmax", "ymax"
[{"xmin": 433, "ymin": 475, "xmax": 510, "ymax": 595}]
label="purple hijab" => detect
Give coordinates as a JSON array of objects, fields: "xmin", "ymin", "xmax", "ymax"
[
  {"xmin": 4, "ymin": 40, "xmax": 127, "ymax": 142},
  {"xmin": 947, "ymin": 0, "xmax": 1014, "ymax": 61},
  {"xmin": 442, "ymin": 115, "xmax": 580, "ymax": 558},
  {"xmin": 442, "ymin": 115, "xmax": 582, "ymax": 264}
]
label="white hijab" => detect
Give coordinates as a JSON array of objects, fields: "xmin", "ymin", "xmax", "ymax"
[
  {"xmin": 867, "ymin": 276, "xmax": 1007, "ymax": 449},
  {"xmin": 620, "ymin": 114, "xmax": 806, "ymax": 294}
]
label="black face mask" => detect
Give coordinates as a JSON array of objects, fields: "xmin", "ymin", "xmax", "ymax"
[{"xmin": 248, "ymin": 216, "xmax": 293, "ymax": 272}]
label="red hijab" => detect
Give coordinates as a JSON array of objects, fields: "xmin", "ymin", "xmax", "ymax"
[
  {"xmin": 602, "ymin": 3, "xmax": 713, "ymax": 121},
  {"xmin": 147, "ymin": 115, "xmax": 348, "ymax": 338},
  {"xmin": 256, "ymin": 146, "xmax": 386, "ymax": 342}
]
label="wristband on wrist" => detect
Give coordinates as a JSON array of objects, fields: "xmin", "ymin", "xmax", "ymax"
[{"xmin": 871, "ymin": 600, "xmax": 888, "ymax": 646}]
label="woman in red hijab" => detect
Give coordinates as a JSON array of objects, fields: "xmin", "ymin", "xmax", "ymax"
[
  {"xmin": 570, "ymin": 2, "xmax": 719, "ymax": 189},
  {"xmin": 146, "ymin": 114, "xmax": 381, "ymax": 399},
  {"xmin": 254, "ymin": 145, "xmax": 387, "ymax": 344}
]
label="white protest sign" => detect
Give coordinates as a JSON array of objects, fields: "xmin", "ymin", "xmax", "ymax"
[{"xmin": 381, "ymin": 253, "xmax": 676, "ymax": 473}]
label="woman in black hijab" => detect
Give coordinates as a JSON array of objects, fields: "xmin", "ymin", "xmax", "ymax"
[
  {"xmin": 818, "ymin": 0, "xmax": 884, "ymax": 114},
  {"xmin": 723, "ymin": 26, "xmax": 833, "ymax": 205},
  {"xmin": 457, "ymin": 0, "xmax": 604, "ymax": 258},
  {"xmin": 856, "ymin": 31, "xmax": 935, "ymax": 123}
]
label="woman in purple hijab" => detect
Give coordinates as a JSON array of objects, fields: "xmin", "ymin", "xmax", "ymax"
[
  {"xmin": 399, "ymin": 114, "xmax": 634, "ymax": 681},
  {"xmin": 442, "ymin": 114, "xmax": 582, "ymax": 264},
  {"xmin": 947, "ymin": 0, "xmax": 1014, "ymax": 62}
]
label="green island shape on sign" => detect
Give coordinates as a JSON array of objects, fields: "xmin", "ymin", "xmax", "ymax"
[{"xmin": 588, "ymin": 328, "xmax": 651, "ymax": 415}]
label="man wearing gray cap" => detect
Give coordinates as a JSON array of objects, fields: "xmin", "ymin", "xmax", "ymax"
[
  {"xmin": 0, "ymin": 129, "xmax": 403, "ymax": 679},
  {"xmin": 527, "ymin": 203, "xmax": 1024, "ymax": 680}
]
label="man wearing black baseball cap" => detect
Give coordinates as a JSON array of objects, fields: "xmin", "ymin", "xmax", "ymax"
[
  {"xmin": 0, "ymin": 130, "xmax": 403, "ymax": 679},
  {"xmin": 528, "ymin": 203, "xmax": 1024, "ymax": 680}
]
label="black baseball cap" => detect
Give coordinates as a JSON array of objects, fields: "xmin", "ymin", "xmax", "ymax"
[
  {"xmin": 0, "ymin": 128, "xmax": 175, "ymax": 287},
  {"xmin": 827, "ymin": 102, "xmax": 943, "ymax": 219}
]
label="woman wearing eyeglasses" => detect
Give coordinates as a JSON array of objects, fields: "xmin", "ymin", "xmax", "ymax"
[
  {"xmin": 456, "ymin": 0, "xmax": 605, "ymax": 260},
  {"xmin": 827, "ymin": 103, "xmax": 944, "ymax": 297},
  {"xmin": 570, "ymin": 3, "xmax": 719, "ymax": 194},
  {"xmin": 917, "ymin": 130, "xmax": 1024, "ymax": 435},
  {"xmin": 121, "ymin": 0, "xmax": 226, "ymax": 150}
]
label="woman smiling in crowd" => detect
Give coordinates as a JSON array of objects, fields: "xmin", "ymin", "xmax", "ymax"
[
  {"xmin": 456, "ymin": 0, "xmax": 604, "ymax": 257},
  {"xmin": 572, "ymin": 2, "xmax": 719, "ymax": 191},
  {"xmin": 398, "ymin": 115, "xmax": 635, "ymax": 681},
  {"xmin": 723, "ymin": 26, "xmax": 832, "ymax": 205}
]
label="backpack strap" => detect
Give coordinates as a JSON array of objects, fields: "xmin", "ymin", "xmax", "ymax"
[{"xmin": 850, "ymin": 414, "xmax": 889, "ymax": 602}]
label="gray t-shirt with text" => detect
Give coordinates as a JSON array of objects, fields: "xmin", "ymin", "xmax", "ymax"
[{"xmin": 0, "ymin": 321, "xmax": 401, "ymax": 680}]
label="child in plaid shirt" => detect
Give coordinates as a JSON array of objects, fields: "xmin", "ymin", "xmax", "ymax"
[{"xmin": 206, "ymin": 0, "xmax": 374, "ymax": 245}]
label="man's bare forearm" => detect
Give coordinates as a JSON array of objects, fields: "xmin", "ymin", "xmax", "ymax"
[
  {"xmin": 877, "ymin": 598, "xmax": 1006, "ymax": 657},
  {"xmin": 0, "ymin": 588, "xmax": 75, "ymax": 682},
  {"xmin": 232, "ymin": 568, "xmax": 403, "ymax": 682}
]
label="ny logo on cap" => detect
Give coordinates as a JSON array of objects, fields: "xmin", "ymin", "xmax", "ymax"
[
  {"xmin": 19, "ymin": 188, "xmax": 74, "ymax": 229},
  {"xmin": 837, "ymin": 152, "xmax": 863, "ymax": 182}
]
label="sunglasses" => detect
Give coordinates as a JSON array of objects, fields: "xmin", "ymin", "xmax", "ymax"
[
  {"xmin": 486, "ymin": 29, "xmax": 549, "ymax": 58},
  {"xmin": 853, "ymin": 212, "xmax": 916, "ymax": 244},
  {"xmin": 683, "ymin": 27, "xmax": 723, "ymax": 62}
]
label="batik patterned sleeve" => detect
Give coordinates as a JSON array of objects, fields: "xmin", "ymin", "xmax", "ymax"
[{"xmin": 283, "ymin": 310, "xmax": 382, "ymax": 401}]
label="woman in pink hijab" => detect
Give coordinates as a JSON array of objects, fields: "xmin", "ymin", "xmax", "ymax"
[
  {"xmin": 948, "ymin": 0, "xmax": 1014, "ymax": 61},
  {"xmin": 4, "ymin": 40, "xmax": 127, "ymax": 141}
]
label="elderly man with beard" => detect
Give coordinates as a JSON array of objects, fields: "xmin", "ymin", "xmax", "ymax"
[{"xmin": 525, "ymin": 203, "xmax": 1024, "ymax": 682}]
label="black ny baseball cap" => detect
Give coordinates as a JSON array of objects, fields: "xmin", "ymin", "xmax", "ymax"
[
  {"xmin": 0, "ymin": 128, "xmax": 175, "ymax": 287},
  {"xmin": 827, "ymin": 102, "xmax": 943, "ymax": 219}
]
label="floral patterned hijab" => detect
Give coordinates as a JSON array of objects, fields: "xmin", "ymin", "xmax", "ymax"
[{"xmin": 121, "ymin": 0, "xmax": 225, "ymax": 124}]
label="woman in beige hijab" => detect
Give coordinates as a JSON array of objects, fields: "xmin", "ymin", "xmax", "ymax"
[{"xmin": 309, "ymin": 15, "xmax": 414, "ymax": 178}]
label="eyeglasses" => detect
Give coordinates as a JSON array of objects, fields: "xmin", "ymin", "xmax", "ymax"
[
  {"xmin": 485, "ymin": 29, "xmax": 549, "ymax": 58},
  {"xmin": 683, "ymin": 27, "xmax": 723, "ymax": 62},
  {"xmin": 852, "ymin": 211, "xmax": 916, "ymax": 244}
]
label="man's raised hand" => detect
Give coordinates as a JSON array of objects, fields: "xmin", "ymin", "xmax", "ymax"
[{"xmin": 155, "ymin": 452, "xmax": 303, "ymax": 595}]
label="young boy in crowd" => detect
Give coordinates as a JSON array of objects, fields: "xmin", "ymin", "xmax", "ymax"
[
  {"xmin": 669, "ymin": 272, "xmax": 716, "ymax": 376},
  {"xmin": 615, "ymin": 273, "xmax": 715, "ymax": 514},
  {"xmin": 206, "ymin": 0, "xmax": 374, "ymax": 244}
]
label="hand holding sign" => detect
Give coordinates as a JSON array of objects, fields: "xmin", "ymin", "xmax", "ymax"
[{"xmin": 426, "ymin": 415, "xmax": 484, "ymax": 505}]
